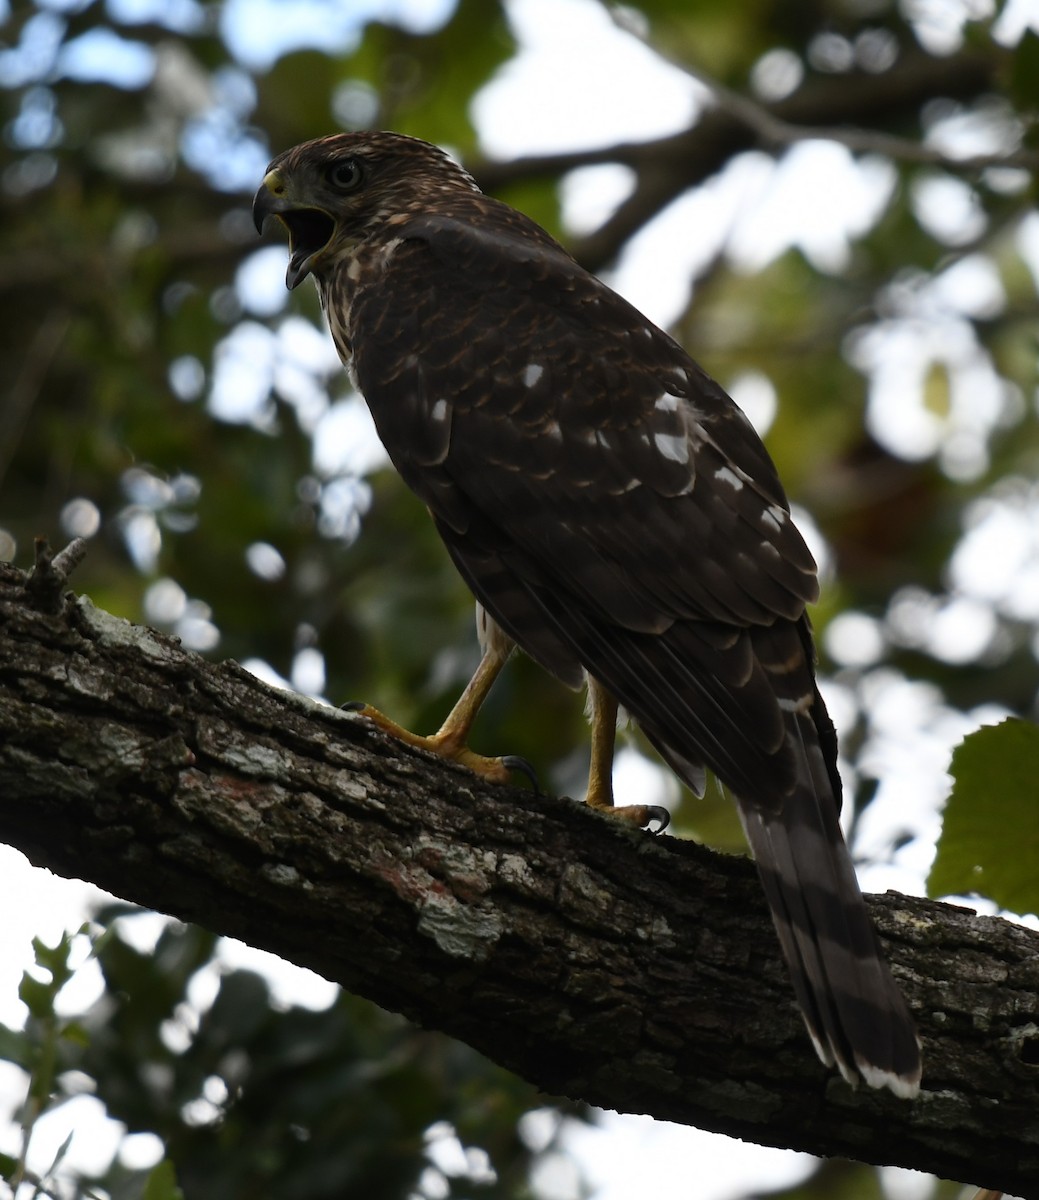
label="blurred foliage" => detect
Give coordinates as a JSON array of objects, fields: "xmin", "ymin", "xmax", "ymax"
[
  {"xmin": 747, "ymin": 1157, "xmax": 964, "ymax": 1200},
  {"xmin": 2, "ymin": 0, "xmax": 1039, "ymax": 1195},
  {"xmin": 1, "ymin": 914, "xmax": 567, "ymax": 1199}
]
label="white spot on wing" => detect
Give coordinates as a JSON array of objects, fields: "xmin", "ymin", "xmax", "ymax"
[
  {"xmin": 715, "ymin": 465, "xmax": 745, "ymax": 491},
  {"xmin": 431, "ymin": 398, "xmax": 449, "ymax": 423},
  {"xmin": 654, "ymin": 431, "xmax": 689, "ymax": 463},
  {"xmin": 523, "ymin": 363, "xmax": 544, "ymax": 388},
  {"xmin": 654, "ymin": 392, "xmax": 682, "ymax": 413},
  {"xmin": 761, "ymin": 504, "xmax": 788, "ymax": 534}
]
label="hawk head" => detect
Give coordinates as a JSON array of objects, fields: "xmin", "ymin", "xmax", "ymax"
[{"xmin": 252, "ymin": 131, "xmax": 480, "ymax": 290}]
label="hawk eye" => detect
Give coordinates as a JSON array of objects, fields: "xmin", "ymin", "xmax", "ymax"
[{"xmin": 326, "ymin": 157, "xmax": 364, "ymax": 192}]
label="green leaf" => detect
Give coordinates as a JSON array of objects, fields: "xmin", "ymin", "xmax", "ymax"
[
  {"xmin": 31, "ymin": 933, "xmax": 74, "ymax": 989},
  {"xmin": 18, "ymin": 975, "xmax": 54, "ymax": 1021},
  {"xmin": 143, "ymin": 1159, "xmax": 185, "ymax": 1200},
  {"xmin": 928, "ymin": 719, "xmax": 1039, "ymax": 915},
  {"xmin": 0, "ymin": 1025, "xmax": 31, "ymax": 1069}
]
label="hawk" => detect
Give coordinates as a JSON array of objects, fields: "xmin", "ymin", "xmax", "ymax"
[{"xmin": 253, "ymin": 131, "xmax": 922, "ymax": 1097}]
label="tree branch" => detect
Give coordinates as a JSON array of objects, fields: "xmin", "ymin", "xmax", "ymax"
[
  {"xmin": 472, "ymin": 44, "xmax": 1013, "ymax": 273},
  {"xmin": 0, "ymin": 555, "xmax": 1037, "ymax": 1195},
  {"xmin": 597, "ymin": 3, "xmax": 1034, "ymax": 172}
]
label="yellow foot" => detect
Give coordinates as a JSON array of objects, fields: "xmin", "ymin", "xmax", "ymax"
[
  {"xmin": 584, "ymin": 799, "xmax": 671, "ymax": 833},
  {"xmin": 582, "ymin": 678, "xmax": 669, "ymax": 832},
  {"xmin": 344, "ymin": 702, "xmax": 538, "ymax": 789}
]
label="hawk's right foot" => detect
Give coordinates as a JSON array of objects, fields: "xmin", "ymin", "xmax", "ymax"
[{"xmin": 344, "ymin": 702, "xmax": 538, "ymax": 788}]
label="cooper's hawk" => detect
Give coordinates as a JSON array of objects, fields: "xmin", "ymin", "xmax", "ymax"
[{"xmin": 253, "ymin": 132, "xmax": 922, "ymax": 1097}]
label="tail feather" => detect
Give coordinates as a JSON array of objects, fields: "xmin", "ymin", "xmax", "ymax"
[
  {"xmin": 732, "ymin": 701, "xmax": 921, "ymax": 1095},
  {"xmin": 647, "ymin": 624, "xmax": 922, "ymax": 1096}
]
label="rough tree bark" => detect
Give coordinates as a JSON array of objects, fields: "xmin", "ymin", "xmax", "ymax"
[{"xmin": 1, "ymin": 549, "xmax": 1037, "ymax": 1196}]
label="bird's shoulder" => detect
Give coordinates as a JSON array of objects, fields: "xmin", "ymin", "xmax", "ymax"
[{"xmin": 390, "ymin": 197, "xmax": 582, "ymax": 277}]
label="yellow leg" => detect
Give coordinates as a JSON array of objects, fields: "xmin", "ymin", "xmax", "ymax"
[
  {"xmin": 351, "ymin": 626, "xmax": 521, "ymax": 784},
  {"xmin": 585, "ymin": 680, "xmax": 619, "ymax": 810},
  {"xmin": 585, "ymin": 678, "xmax": 670, "ymax": 832}
]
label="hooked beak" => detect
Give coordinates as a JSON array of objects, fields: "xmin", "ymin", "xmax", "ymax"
[{"xmin": 252, "ymin": 169, "xmax": 336, "ymax": 290}]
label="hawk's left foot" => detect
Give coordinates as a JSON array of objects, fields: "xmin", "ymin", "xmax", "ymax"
[{"xmin": 582, "ymin": 679, "xmax": 670, "ymax": 832}]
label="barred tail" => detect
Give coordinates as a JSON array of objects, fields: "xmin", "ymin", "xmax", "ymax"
[{"xmin": 735, "ymin": 705, "xmax": 922, "ymax": 1097}]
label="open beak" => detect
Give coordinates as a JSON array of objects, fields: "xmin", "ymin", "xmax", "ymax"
[{"xmin": 252, "ymin": 170, "xmax": 336, "ymax": 290}]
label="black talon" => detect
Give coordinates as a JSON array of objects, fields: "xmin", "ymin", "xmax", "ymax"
[
  {"xmin": 501, "ymin": 754, "xmax": 541, "ymax": 794},
  {"xmin": 645, "ymin": 806, "xmax": 671, "ymax": 834},
  {"xmin": 340, "ymin": 701, "xmax": 367, "ymax": 712}
]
